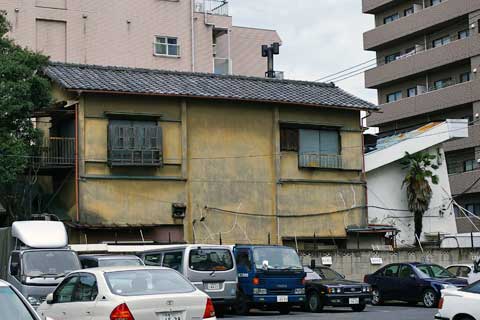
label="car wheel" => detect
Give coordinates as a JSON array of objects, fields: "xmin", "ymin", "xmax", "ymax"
[
  {"xmin": 422, "ymin": 289, "xmax": 438, "ymax": 308},
  {"xmin": 307, "ymin": 291, "xmax": 324, "ymax": 313},
  {"xmin": 215, "ymin": 305, "xmax": 225, "ymax": 318},
  {"xmin": 233, "ymin": 291, "xmax": 250, "ymax": 315},
  {"xmin": 278, "ymin": 305, "xmax": 291, "ymax": 315},
  {"xmin": 352, "ymin": 304, "xmax": 366, "ymax": 312},
  {"xmin": 371, "ymin": 288, "xmax": 383, "ymax": 306}
]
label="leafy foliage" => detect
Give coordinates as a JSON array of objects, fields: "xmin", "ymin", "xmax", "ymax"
[
  {"xmin": 0, "ymin": 11, "xmax": 51, "ymax": 224},
  {"xmin": 400, "ymin": 151, "xmax": 439, "ymax": 246}
]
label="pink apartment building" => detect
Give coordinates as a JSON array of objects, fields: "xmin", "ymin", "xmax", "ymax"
[{"xmin": 1, "ymin": 0, "xmax": 281, "ymax": 77}]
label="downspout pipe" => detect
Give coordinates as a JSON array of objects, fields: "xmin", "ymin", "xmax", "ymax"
[
  {"xmin": 75, "ymin": 102, "xmax": 80, "ymax": 222},
  {"xmin": 361, "ymin": 111, "xmax": 371, "ymax": 227},
  {"xmin": 191, "ymin": 0, "xmax": 196, "ymax": 72}
]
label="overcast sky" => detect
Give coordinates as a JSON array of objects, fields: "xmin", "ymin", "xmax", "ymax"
[{"xmin": 230, "ymin": 0, "xmax": 378, "ymax": 104}]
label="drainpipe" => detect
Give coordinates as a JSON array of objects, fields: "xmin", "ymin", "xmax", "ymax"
[
  {"xmin": 191, "ymin": 0, "xmax": 196, "ymax": 72},
  {"xmin": 361, "ymin": 112, "xmax": 371, "ymax": 227},
  {"xmin": 75, "ymin": 102, "xmax": 80, "ymax": 222}
]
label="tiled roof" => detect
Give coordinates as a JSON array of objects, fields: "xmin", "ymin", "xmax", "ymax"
[{"xmin": 44, "ymin": 63, "xmax": 378, "ymax": 111}]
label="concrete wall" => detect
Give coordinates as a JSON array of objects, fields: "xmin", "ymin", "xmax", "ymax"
[
  {"xmin": 300, "ymin": 248, "xmax": 480, "ymax": 281},
  {"xmin": 367, "ymin": 146, "xmax": 458, "ymax": 247},
  {"xmin": 46, "ymin": 86, "xmax": 366, "ymax": 245},
  {"xmin": 1, "ymin": 0, "xmax": 280, "ymax": 77}
]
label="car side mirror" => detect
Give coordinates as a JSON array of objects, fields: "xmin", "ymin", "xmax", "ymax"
[
  {"xmin": 340, "ymin": 273, "xmax": 346, "ymax": 279},
  {"xmin": 46, "ymin": 293, "xmax": 54, "ymax": 305}
]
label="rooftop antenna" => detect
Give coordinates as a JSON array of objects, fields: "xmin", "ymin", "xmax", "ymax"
[{"xmin": 262, "ymin": 42, "xmax": 280, "ymax": 78}]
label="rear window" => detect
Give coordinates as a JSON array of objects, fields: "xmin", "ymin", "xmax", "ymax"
[
  {"xmin": 105, "ymin": 269, "xmax": 195, "ymax": 296},
  {"xmin": 99, "ymin": 259, "xmax": 143, "ymax": 267},
  {"xmin": 189, "ymin": 249, "xmax": 234, "ymax": 271},
  {"xmin": 0, "ymin": 287, "xmax": 36, "ymax": 320}
]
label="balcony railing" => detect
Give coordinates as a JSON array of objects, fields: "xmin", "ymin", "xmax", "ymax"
[
  {"xmin": 194, "ymin": 0, "xmax": 229, "ymax": 16},
  {"xmin": 39, "ymin": 137, "xmax": 75, "ymax": 168},
  {"xmin": 299, "ymin": 153, "xmax": 343, "ymax": 169}
]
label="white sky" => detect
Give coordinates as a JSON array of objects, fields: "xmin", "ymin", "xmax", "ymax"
[{"xmin": 230, "ymin": 0, "xmax": 378, "ymax": 104}]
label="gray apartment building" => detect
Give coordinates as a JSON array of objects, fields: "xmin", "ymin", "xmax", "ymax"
[{"xmin": 362, "ymin": 0, "xmax": 480, "ymax": 232}]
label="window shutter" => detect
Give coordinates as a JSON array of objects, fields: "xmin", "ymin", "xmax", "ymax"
[
  {"xmin": 299, "ymin": 129, "xmax": 320, "ymax": 154},
  {"xmin": 319, "ymin": 130, "xmax": 340, "ymax": 155}
]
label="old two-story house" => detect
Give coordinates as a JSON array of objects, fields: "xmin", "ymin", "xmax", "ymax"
[
  {"xmin": 1, "ymin": 0, "xmax": 281, "ymax": 77},
  {"xmin": 36, "ymin": 63, "xmax": 377, "ymax": 247}
]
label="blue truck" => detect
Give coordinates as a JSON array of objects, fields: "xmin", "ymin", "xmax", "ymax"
[{"xmin": 233, "ymin": 245, "xmax": 306, "ymax": 315}]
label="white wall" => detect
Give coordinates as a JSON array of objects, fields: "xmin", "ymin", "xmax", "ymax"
[{"xmin": 367, "ymin": 146, "xmax": 457, "ymax": 247}]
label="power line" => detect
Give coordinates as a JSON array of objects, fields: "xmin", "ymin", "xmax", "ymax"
[{"xmin": 314, "ymin": 58, "xmax": 377, "ymax": 82}]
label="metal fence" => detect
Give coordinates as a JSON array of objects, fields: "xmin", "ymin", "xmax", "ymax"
[
  {"xmin": 298, "ymin": 153, "xmax": 343, "ymax": 169},
  {"xmin": 194, "ymin": 0, "xmax": 229, "ymax": 16},
  {"xmin": 39, "ymin": 137, "xmax": 75, "ymax": 168}
]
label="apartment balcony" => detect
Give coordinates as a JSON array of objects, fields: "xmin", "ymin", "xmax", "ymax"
[
  {"xmin": 365, "ymin": 34, "xmax": 480, "ymax": 89},
  {"xmin": 444, "ymin": 124, "xmax": 480, "ymax": 152},
  {"xmin": 449, "ymin": 169, "xmax": 480, "ymax": 195},
  {"xmin": 362, "ymin": 0, "xmax": 398, "ymax": 14},
  {"xmin": 38, "ymin": 137, "xmax": 75, "ymax": 168},
  {"xmin": 363, "ymin": 0, "xmax": 480, "ymax": 51},
  {"xmin": 368, "ymin": 78, "xmax": 480, "ymax": 127},
  {"xmin": 194, "ymin": 0, "xmax": 229, "ymax": 16}
]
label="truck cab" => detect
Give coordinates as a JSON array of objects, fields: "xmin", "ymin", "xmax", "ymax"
[
  {"xmin": 6, "ymin": 221, "xmax": 81, "ymax": 308},
  {"xmin": 233, "ymin": 245, "xmax": 306, "ymax": 315}
]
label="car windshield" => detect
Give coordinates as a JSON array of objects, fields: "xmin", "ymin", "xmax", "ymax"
[
  {"xmin": 189, "ymin": 249, "xmax": 234, "ymax": 271},
  {"xmin": 99, "ymin": 259, "xmax": 143, "ymax": 267},
  {"xmin": 316, "ymin": 267, "xmax": 343, "ymax": 280},
  {"xmin": 105, "ymin": 269, "xmax": 195, "ymax": 296},
  {"xmin": 416, "ymin": 264, "xmax": 454, "ymax": 279},
  {"xmin": 23, "ymin": 250, "xmax": 80, "ymax": 277},
  {"xmin": 253, "ymin": 247, "xmax": 302, "ymax": 270},
  {"xmin": 0, "ymin": 287, "xmax": 36, "ymax": 320}
]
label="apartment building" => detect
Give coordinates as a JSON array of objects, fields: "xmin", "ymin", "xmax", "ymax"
[
  {"xmin": 1, "ymin": 0, "xmax": 281, "ymax": 77},
  {"xmin": 362, "ymin": 0, "xmax": 480, "ymax": 232}
]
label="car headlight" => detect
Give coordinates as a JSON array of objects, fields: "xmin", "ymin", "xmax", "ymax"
[
  {"xmin": 253, "ymin": 288, "xmax": 267, "ymax": 295},
  {"xmin": 362, "ymin": 287, "xmax": 368, "ymax": 292},
  {"xmin": 440, "ymin": 284, "xmax": 457, "ymax": 289},
  {"xmin": 328, "ymin": 287, "xmax": 342, "ymax": 294},
  {"xmin": 295, "ymin": 288, "xmax": 305, "ymax": 295},
  {"xmin": 27, "ymin": 296, "xmax": 41, "ymax": 307}
]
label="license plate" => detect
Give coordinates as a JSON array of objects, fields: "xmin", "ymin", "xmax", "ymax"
[
  {"xmin": 160, "ymin": 312, "xmax": 182, "ymax": 320},
  {"xmin": 206, "ymin": 282, "xmax": 221, "ymax": 291},
  {"xmin": 277, "ymin": 295, "xmax": 288, "ymax": 303},
  {"xmin": 349, "ymin": 298, "xmax": 360, "ymax": 305}
]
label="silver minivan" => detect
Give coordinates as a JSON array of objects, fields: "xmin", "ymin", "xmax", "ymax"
[{"xmin": 139, "ymin": 244, "xmax": 237, "ymax": 315}]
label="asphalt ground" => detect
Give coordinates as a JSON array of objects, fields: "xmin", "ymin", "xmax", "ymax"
[{"xmin": 224, "ymin": 304, "xmax": 436, "ymax": 320}]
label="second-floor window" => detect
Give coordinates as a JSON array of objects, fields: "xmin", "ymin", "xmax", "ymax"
[
  {"xmin": 433, "ymin": 78, "xmax": 452, "ymax": 90},
  {"xmin": 386, "ymin": 91, "xmax": 402, "ymax": 103},
  {"xmin": 108, "ymin": 119, "xmax": 163, "ymax": 167},
  {"xmin": 384, "ymin": 13, "xmax": 400, "ymax": 24},
  {"xmin": 458, "ymin": 30, "xmax": 470, "ymax": 40},
  {"xmin": 432, "ymin": 35, "xmax": 450, "ymax": 48},
  {"xmin": 280, "ymin": 127, "xmax": 341, "ymax": 169},
  {"xmin": 464, "ymin": 159, "xmax": 475, "ymax": 172},
  {"xmin": 154, "ymin": 36, "xmax": 180, "ymax": 57},
  {"xmin": 385, "ymin": 52, "xmax": 400, "ymax": 64}
]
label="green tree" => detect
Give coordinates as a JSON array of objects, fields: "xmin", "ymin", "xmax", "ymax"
[
  {"xmin": 0, "ymin": 11, "xmax": 51, "ymax": 225},
  {"xmin": 400, "ymin": 151, "xmax": 439, "ymax": 246}
]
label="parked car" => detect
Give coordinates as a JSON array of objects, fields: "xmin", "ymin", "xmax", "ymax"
[
  {"xmin": 37, "ymin": 266, "xmax": 217, "ymax": 320},
  {"xmin": 435, "ymin": 281, "xmax": 480, "ymax": 320},
  {"xmin": 138, "ymin": 244, "xmax": 236, "ymax": 316},
  {"xmin": 79, "ymin": 254, "xmax": 144, "ymax": 268},
  {"xmin": 364, "ymin": 262, "xmax": 468, "ymax": 308},
  {"xmin": 233, "ymin": 245, "xmax": 306, "ymax": 315},
  {"xmin": 0, "ymin": 279, "xmax": 48, "ymax": 320},
  {"xmin": 304, "ymin": 266, "xmax": 372, "ymax": 312}
]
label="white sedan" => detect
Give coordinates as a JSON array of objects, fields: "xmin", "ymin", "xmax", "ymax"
[
  {"xmin": 37, "ymin": 266, "xmax": 216, "ymax": 320},
  {"xmin": 435, "ymin": 281, "xmax": 480, "ymax": 320}
]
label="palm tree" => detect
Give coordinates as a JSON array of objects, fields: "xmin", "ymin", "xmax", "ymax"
[{"xmin": 400, "ymin": 151, "xmax": 439, "ymax": 246}]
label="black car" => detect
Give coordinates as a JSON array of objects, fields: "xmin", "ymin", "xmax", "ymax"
[
  {"xmin": 364, "ymin": 262, "xmax": 468, "ymax": 308},
  {"xmin": 304, "ymin": 266, "xmax": 372, "ymax": 312}
]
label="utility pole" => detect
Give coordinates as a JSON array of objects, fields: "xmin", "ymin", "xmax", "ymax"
[{"xmin": 262, "ymin": 42, "xmax": 280, "ymax": 78}]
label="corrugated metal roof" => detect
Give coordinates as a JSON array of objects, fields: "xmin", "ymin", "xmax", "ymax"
[{"xmin": 43, "ymin": 63, "xmax": 378, "ymax": 111}]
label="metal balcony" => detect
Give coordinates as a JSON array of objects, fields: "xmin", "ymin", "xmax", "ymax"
[
  {"xmin": 39, "ymin": 137, "xmax": 75, "ymax": 168},
  {"xmin": 194, "ymin": 0, "xmax": 229, "ymax": 16}
]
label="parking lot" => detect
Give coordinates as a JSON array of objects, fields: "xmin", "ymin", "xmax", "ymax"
[{"xmin": 227, "ymin": 305, "xmax": 436, "ymax": 320}]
